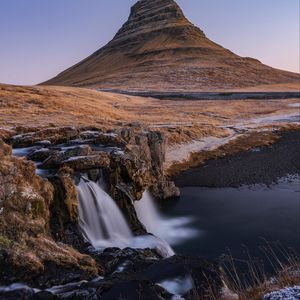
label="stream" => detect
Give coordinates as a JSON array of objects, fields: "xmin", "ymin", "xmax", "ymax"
[{"xmin": 161, "ymin": 177, "xmax": 300, "ymax": 272}]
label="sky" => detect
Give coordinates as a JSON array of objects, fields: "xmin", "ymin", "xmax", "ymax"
[{"xmin": 0, "ymin": 0, "xmax": 299, "ymax": 85}]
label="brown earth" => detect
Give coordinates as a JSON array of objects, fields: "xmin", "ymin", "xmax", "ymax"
[{"xmin": 43, "ymin": 0, "xmax": 300, "ymax": 91}]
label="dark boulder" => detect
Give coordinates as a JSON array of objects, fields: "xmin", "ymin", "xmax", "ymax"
[
  {"xmin": 61, "ymin": 153, "xmax": 110, "ymax": 171},
  {"xmin": 98, "ymin": 279, "xmax": 173, "ymax": 300},
  {"xmin": 40, "ymin": 145, "xmax": 93, "ymax": 169},
  {"xmin": 0, "ymin": 284, "xmax": 35, "ymax": 300}
]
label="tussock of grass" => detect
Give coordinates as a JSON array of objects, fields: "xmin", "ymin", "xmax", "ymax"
[{"xmin": 219, "ymin": 241, "xmax": 300, "ymax": 300}]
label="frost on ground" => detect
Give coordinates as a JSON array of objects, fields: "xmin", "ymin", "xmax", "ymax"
[
  {"xmin": 164, "ymin": 110, "xmax": 300, "ymax": 171},
  {"xmin": 164, "ymin": 132, "xmax": 238, "ymax": 170},
  {"xmin": 263, "ymin": 286, "xmax": 300, "ymax": 300}
]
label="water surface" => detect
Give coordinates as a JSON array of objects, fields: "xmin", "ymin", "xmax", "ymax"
[{"xmin": 162, "ymin": 178, "xmax": 300, "ymax": 260}]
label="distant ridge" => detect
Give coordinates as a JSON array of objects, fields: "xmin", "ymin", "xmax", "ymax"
[{"xmin": 44, "ymin": 0, "xmax": 300, "ymax": 92}]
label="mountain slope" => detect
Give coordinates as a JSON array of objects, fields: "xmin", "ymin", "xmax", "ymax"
[{"xmin": 44, "ymin": 0, "xmax": 300, "ymax": 91}]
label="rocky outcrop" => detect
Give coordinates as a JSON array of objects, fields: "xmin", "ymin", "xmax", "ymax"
[
  {"xmin": 0, "ymin": 251, "xmax": 223, "ymax": 299},
  {"xmin": 7, "ymin": 126, "xmax": 179, "ymax": 235},
  {"xmin": 48, "ymin": 171, "xmax": 85, "ymax": 249},
  {"xmin": 44, "ymin": 0, "xmax": 300, "ymax": 91},
  {"xmin": 10, "ymin": 127, "xmax": 79, "ymax": 148},
  {"xmin": 0, "ymin": 128, "xmax": 222, "ymax": 298},
  {"xmin": 0, "ymin": 139, "xmax": 101, "ymax": 288}
]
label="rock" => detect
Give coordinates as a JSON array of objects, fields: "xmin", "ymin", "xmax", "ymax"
[
  {"xmin": 86, "ymin": 168, "xmax": 103, "ymax": 182},
  {"xmin": 10, "ymin": 127, "xmax": 79, "ymax": 148},
  {"xmin": 40, "ymin": 145, "xmax": 93, "ymax": 169},
  {"xmin": 151, "ymin": 180, "xmax": 180, "ymax": 200},
  {"xmin": 61, "ymin": 153, "xmax": 110, "ymax": 171},
  {"xmin": 48, "ymin": 173, "xmax": 84, "ymax": 249},
  {"xmin": 35, "ymin": 290, "xmax": 56, "ymax": 299},
  {"xmin": 34, "ymin": 140, "xmax": 52, "ymax": 147},
  {"xmin": 120, "ymin": 129, "xmax": 179, "ymax": 201},
  {"xmin": 90, "ymin": 247, "xmax": 161, "ymax": 275},
  {"xmin": 263, "ymin": 286, "xmax": 300, "ymax": 300},
  {"xmin": 28, "ymin": 148, "xmax": 51, "ymax": 161},
  {"xmin": 0, "ymin": 153, "xmax": 100, "ymax": 288},
  {"xmin": 110, "ymin": 182, "xmax": 147, "ymax": 234},
  {"xmin": 93, "ymin": 132, "xmax": 126, "ymax": 148},
  {"xmin": 147, "ymin": 131, "xmax": 166, "ymax": 171},
  {"xmin": 79, "ymin": 130, "xmax": 103, "ymax": 140},
  {"xmin": 119, "ymin": 128, "xmax": 136, "ymax": 144},
  {"xmin": 98, "ymin": 279, "xmax": 173, "ymax": 300},
  {"xmin": 0, "ymin": 283, "xmax": 35, "ymax": 300},
  {"xmin": 139, "ymin": 255, "xmax": 222, "ymax": 299}
]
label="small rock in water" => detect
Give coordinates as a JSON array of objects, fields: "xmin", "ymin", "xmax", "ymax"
[{"xmin": 263, "ymin": 286, "xmax": 300, "ymax": 300}]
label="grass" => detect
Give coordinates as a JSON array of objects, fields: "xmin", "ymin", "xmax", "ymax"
[
  {"xmin": 1, "ymin": 83, "xmax": 299, "ymax": 147},
  {"xmin": 219, "ymin": 241, "xmax": 300, "ymax": 300},
  {"xmin": 183, "ymin": 241, "xmax": 300, "ymax": 300}
]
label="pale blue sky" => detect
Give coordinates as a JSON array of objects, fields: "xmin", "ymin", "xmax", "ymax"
[{"xmin": 0, "ymin": 0, "xmax": 299, "ymax": 85}]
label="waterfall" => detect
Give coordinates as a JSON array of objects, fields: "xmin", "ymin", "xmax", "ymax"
[
  {"xmin": 76, "ymin": 177, "xmax": 174, "ymax": 257},
  {"xmin": 77, "ymin": 177, "xmax": 132, "ymax": 249},
  {"xmin": 135, "ymin": 191, "xmax": 199, "ymax": 246}
]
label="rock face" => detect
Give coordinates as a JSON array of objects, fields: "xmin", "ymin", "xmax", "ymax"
[
  {"xmin": 0, "ymin": 139, "xmax": 100, "ymax": 288},
  {"xmin": 44, "ymin": 0, "xmax": 299, "ymax": 91},
  {"xmin": 7, "ymin": 126, "xmax": 179, "ymax": 234}
]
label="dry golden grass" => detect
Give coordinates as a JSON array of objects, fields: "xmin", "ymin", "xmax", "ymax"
[
  {"xmin": 220, "ymin": 242, "xmax": 300, "ymax": 300},
  {"xmin": 230, "ymin": 82, "xmax": 300, "ymax": 92},
  {"xmin": 0, "ymin": 83, "xmax": 299, "ymax": 147}
]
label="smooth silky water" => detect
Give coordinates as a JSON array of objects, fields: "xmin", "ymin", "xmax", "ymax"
[
  {"xmin": 76, "ymin": 177, "xmax": 175, "ymax": 258},
  {"xmin": 161, "ymin": 177, "xmax": 300, "ymax": 263},
  {"xmin": 135, "ymin": 191, "xmax": 199, "ymax": 246},
  {"xmin": 76, "ymin": 178, "xmax": 198, "ymax": 296}
]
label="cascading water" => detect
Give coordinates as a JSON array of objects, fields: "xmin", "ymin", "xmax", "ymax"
[
  {"xmin": 76, "ymin": 177, "xmax": 174, "ymax": 257},
  {"xmin": 135, "ymin": 191, "xmax": 199, "ymax": 246},
  {"xmin": 77, "ymin": 177, "xmax": 132, "ymax": 249}
]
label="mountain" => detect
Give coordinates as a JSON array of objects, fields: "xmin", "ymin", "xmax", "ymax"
[{"xmin": 44, "ymin": 0, "xmax": 300, "ymax": 92}]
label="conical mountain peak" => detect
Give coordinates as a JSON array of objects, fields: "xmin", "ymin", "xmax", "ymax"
[
  {"xmin": 111, "ymin": 0, "xmax": 197, "ymax": 45},
  {"xmin": 130, "ymin": 0, "xmax": 186, "ymax": 22},
  {"xmin": 44, "ymin": 0, "xmax": 299, "ymax": 91}
]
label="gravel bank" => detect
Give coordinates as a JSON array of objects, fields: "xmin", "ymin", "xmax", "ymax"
[{"xmin": 173, "ymin": 130, "xmax": 300, "ymax": 187}]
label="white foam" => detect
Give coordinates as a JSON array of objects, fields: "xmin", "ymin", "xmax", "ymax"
[
  {"xmin": 158, "ymin": 275, "xmax": 193, "ymax": 297},
  {"xmin": 77, "ymin": 178, "xmax": 174, "ymax": 257},
  {"xmin": 135, "ymin": 191, "xmax": 199, "ymax": 246}
]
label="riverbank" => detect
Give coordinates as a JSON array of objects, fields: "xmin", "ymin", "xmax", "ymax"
[
  {"xmin": 167, "ymin": 129, "xmax": 300, "ymax": 299},
  {"xmin": 173, "ymin": 130, "xmax": 300, "ymax": 187}
]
